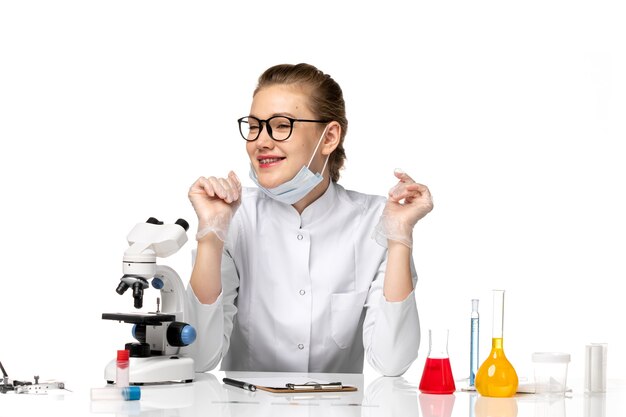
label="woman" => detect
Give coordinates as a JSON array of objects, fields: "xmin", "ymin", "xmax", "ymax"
[{"xmin": 185, "ymin": 63, "xmax": 433, "ymax": 376}]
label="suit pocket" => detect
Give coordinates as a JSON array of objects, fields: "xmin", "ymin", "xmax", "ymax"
[{"xmin": 330, "ymin": 290, "xmax": 367, "ymax": 349}]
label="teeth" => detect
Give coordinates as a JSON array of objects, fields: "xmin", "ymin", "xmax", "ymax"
[{"xmin": 259, "ymin": 158, "xmax": 282, "ymax": 164}]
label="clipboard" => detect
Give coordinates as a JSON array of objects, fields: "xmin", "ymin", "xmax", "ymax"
[
  {"xmin": 223, "ymin": 377, "xmax": 358, "ymax": 393},
  {"xmin": 256, "ymin": 381, "xmax": 357, "ymax": 393}
]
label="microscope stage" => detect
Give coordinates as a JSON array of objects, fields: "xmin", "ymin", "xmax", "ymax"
[{"xmin": 102, "ymin": 312, "xmax": 177, "ymax": 325}]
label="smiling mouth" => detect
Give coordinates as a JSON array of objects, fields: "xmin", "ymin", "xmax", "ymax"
[{"xmin": 258, "ymin": 157, "xmax": 285, "ymax": 164}]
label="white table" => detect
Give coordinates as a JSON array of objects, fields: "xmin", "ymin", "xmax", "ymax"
[{"xmin": 1, "ymin": 371, "xmax": 624, "ymax": 416}]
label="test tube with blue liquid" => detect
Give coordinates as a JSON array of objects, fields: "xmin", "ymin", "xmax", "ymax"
[{"xmin": 470, "ymin": 299, "xmax": 479, "ymax": 386}]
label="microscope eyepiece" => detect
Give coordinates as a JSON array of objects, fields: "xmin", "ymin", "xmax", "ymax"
[
  {"xmin": 116, "ymin": 281, "xmax": 130, "ymax": 295},
  {"xmin": 132, "ymin": 282, "xmax": 144, "ymax": 309},
  {"xmin": 175, "ymin": 218, "xmax": 189, "ymax": 231}
]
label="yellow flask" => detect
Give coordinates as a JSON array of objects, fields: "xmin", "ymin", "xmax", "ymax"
[{"xmin": 475, "ymin": 290, "xmax": 518, "ymax": 397}]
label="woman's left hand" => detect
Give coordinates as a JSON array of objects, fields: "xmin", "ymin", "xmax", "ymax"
[
  {"xmin": 385, "ymin": 169, "xmax": 433, "ymax": 225},
  {"xmin": 374, "ymin": 169, "xmax": 433, "ymax": 247}
]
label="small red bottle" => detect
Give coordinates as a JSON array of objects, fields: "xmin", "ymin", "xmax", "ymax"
[
  {"xmin": 419, "ymin": 329, "xmax": 456, "ymax": 394},
  {"xmin": 116, "ymin": 349, "xmax": 130, "ymax": 387}
]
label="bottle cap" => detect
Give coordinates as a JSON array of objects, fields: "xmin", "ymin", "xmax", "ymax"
[
  {"xmin": 123, "ymin": 386, "xmax": 141, "ymax": 401},
  {"xmin": 532, "ymin": 352, "xmax": 570, "ymax": 363},
  {"xmin": 117, "ymin": 349, "xmax": 130, "ymax": 361}
]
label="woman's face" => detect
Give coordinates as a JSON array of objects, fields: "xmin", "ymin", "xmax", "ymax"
[{"xmin": 246, "ymin": 84, "xmax": 327, "ymax": 189}]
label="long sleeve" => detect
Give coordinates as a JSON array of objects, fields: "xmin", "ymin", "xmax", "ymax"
[
  {"xmin": 183, "ymin": 248, "xmax": 240, "ymax": 372},
  {"xmin": 181, "ymin": 184, "xmax": 421, "ymax": 374},
  {"xmin": 362, "ymin": 256, "xmax": 420, "ymax": 376}
]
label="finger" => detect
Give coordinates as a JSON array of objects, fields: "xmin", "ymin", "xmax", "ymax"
[
  {"xmin": 221, "ymin": 176, "xmax": 242, "ymax": 204},
  {"xmin": 217, "ymin": 178, "xmax": 235, "ymax": 203},
  {"xmin": 408, "ymin": 183, "xmax": 432, "ymax": 201},
  {"xmin": 404, "ymin": 185, "xmax": 434, "ymax": 210},
  {"xmin": 405, "ymin": 182, "xmax": 430, "ymax": 194},
  {"xmin": 188, "ymin": 177, "xmax": 199, "ymax": 196},
  {"xmin": 228, "ymin": 171, "xmax": 242, "ymax": 198},
  {"xmin": 389, "ymin": 188, "xmax": 418, "ymax": 203},
  {"xmin": 207, "ymin": 176, "xmax": 230, "ymax": 202},
  {"xmin": 389, "ymin": 183, "xmax": 431, "ymax": 203},
  {"xmin": 189, "ymin": 177, "xmax": 216, "ymax": 198},
  {"xmin": 389, "ymin": 179, "xmax": 428, "ymax": 196},
  {"xmin": 393, "ymin": 168, "xmax": 416, "ymax": 184},
  {"xmin": 388, "ymin": 180, "xmax": 414, "ymax": 200},
  {"xmin": 189, "ymin": 176, "xmax": 206, "ymax": 193},
  {"xmin": 228, "ymin": 171, "xmax": 241, "ymax": 189}
]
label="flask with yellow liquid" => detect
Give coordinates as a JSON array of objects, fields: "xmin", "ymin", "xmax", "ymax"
[{"xmin": 475, "ymin": 289, "xmax": 518, "ymax": 397}]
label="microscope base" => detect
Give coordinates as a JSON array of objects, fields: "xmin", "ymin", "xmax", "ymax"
[{"xmin": 104, "ymin": 356, "xmax": 194, "ymax": 385}]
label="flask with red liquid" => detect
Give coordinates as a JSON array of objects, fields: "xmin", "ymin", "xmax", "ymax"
[{"xmin": 419, "ymin": 329, "xmax": 456, "ymax": 394}]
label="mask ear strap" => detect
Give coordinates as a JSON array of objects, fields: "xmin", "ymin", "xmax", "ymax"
[
  {"xmin": 319, "ymin": 153, "xmax": 330, "ymax": 175},
  {"xmin": 307, "ymin": 124, "xmax": 330, "ymax": 168}
]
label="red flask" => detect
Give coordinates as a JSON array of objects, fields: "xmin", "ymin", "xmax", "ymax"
[{"xmin": 419, "ymin": 329, "xmax": 456, "ymax": 394}]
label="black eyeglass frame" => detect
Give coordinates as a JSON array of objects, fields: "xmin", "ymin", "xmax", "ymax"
[{"xmin": 237, "ymin": 115, "xmax": 330, "ymax": 142}]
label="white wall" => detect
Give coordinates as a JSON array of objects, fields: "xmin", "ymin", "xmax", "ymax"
[{"xmin": 1, "ymin": 0, "xmax": 623, "ymax": 389}]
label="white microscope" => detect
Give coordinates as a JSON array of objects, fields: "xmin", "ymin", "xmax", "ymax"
[{"xmin": 102, "ymin": 217, "xmax": 196, "ymax": 385}]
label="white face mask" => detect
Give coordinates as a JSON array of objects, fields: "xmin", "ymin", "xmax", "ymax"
[{"xmin": 249, "ymin": 125, "xmax": 330, "ymax": 205}]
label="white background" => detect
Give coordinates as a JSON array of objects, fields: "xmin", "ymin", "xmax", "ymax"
[{"xmin": 1, "ymin": 0, "xmax": 624, "ymax": 390}]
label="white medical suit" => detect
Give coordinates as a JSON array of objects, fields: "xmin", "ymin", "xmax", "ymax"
[{"xmin": 184, "ymin": 181, "xmax": 420, "ymax": 376}]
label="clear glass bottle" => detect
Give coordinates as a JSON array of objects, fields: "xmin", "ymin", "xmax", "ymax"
[
  {"xmin": 470, "ymin": 299, "xmax": 479, "ymax": 386},
  {"xmin": 475, "ymin": 290, "xmax": 518, "ymax": 397},
  {"xmin": 419, "ymin": 329, "xmax": 456, "ymax": 394}
]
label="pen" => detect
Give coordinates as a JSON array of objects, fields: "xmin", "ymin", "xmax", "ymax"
[{"xmin": 223, "ymin": 377, "xmax": 257, "ymax": 392}]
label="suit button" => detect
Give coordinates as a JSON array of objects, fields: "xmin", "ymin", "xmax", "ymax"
[
  {"xmin": 299, "ymin": 289, "xmax": 306, "ymax": 295},
  {"xmin": 297, "ymin": 234, "xmax": 303, "ymax": 240},
  {"xmin": 298, "ymin": 344, "xmax": 304, "ymax": 350}
]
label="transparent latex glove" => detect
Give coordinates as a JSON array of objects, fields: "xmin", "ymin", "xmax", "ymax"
[
  {"xmin": 373, "ymin": 169, "xmax": 433, "ymax": 248},
  {"xmin": 188, "ymin": 171, "xmax": 242, "ymax": 242}
]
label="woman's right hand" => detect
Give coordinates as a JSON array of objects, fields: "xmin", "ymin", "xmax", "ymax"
[{"xmin": 188, "ymin": 171, "xmax": 242, "ymax": 241}]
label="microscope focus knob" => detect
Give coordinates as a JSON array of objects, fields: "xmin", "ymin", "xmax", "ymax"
[
  {"xmin": 125, "ymin": 342, "xmax": 151, "ymax": 358},
  {"xmin": 167, "ymin": 322, "xmax": 197, "ymax": 347}
]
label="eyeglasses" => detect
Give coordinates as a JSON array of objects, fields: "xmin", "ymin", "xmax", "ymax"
[{"xmin": 237, "ymin": 115, "xmax": 329, "ymax": 142}]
